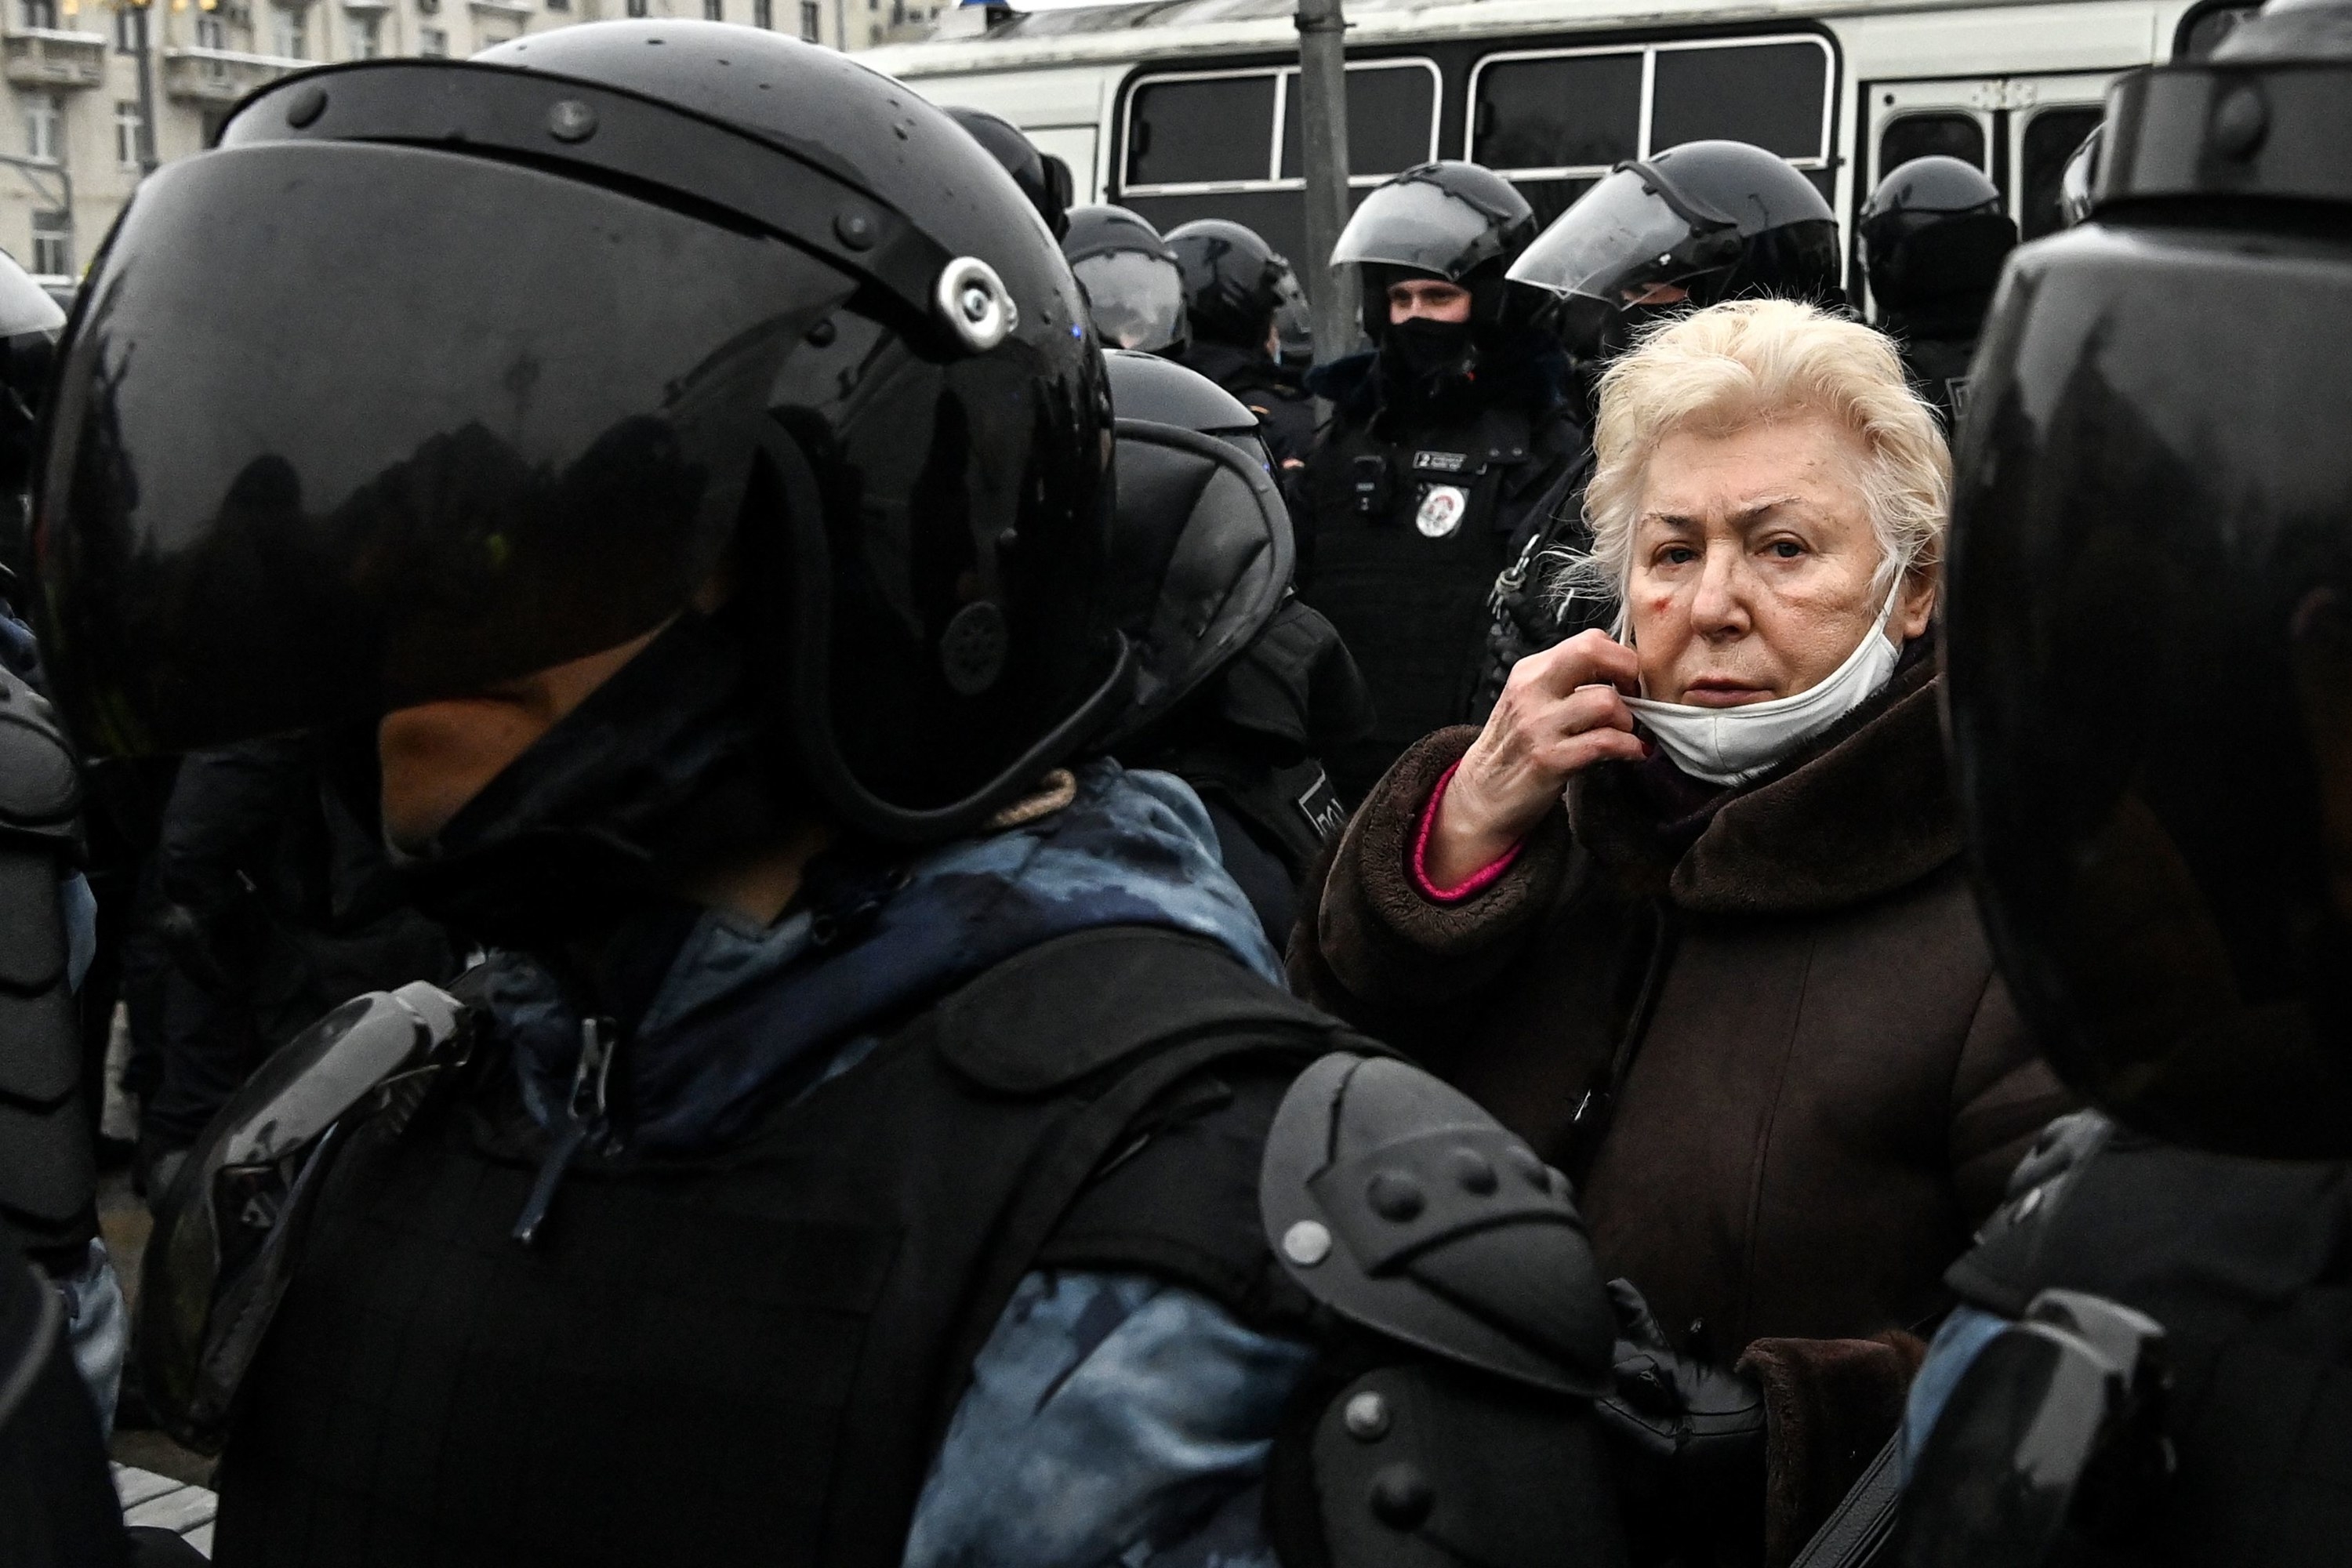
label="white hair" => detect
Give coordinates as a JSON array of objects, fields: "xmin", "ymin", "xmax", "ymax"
[{"xmin": 1553, "ymin": 299, "xmax": 1950, "ymax": 631}]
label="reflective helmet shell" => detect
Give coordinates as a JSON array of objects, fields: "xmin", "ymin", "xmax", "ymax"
[
  {"xmin": 1063, "ymin": 203, "xmax": 1189, "ymax": 354},
  {"xmin": 34, "ymin": 24, "xmax": 1120, "ymax": 842},
  {"xmin": 1508, "ymin": 139, "xmax": 1840, "ymax": 350},
  {"xmin": 1944, "ymin": 3, "xmax": 2352, "ymax": 1155},
  {"xmin": 1860, "ymin": 154, "xmax": 2018, "ymax": 313},
  {"xmin": 1165, "ymin": 219, "xmax": 1287, "ymax": 350},
  {"xmin": 942, "ymin": 103, "xmax": 1073, "ymax": 241}
]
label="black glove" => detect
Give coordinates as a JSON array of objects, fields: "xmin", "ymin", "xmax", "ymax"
[{"xmin": 1593, "ymin": 1277, "xmax": 1766, "ymax": 1557}]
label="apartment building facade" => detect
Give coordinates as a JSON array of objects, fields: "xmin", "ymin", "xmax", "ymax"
[{"xmin": 0, "ymin": 0, "xmax": 937, "ymax": 285}]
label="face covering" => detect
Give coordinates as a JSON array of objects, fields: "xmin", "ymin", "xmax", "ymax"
[
  {"xmin": 1381, "ymin": 316, "xmax": 1475, "ymax": 384},
  {"xmin": 1622, "ymin": 582, "xmax": 1905, "ymax": 787}
]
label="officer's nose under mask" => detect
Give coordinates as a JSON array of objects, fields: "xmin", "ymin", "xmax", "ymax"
[{"xmin": 1622, "ymin": 581, "xmax": 1904, "ymax": 787}]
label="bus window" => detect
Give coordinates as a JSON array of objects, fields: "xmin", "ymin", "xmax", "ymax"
[
  {"xmin": 1879, "ymin": 112, "xmax": 1987, "ymax": 177},
  {"xmin": 1126, "ymin": 72, "xmax": 1276, "ymax": 191},
  {"xmin": 2020, "ymin": 106, "xmax": 2103, "ymax": 239},
  {"xmin": 1650, "ymin": 39, "xmax": 1831, "ymax": 158},
  {"xmin": 1279, "ymin": 60, "xmax": 1442, "ymax": 183},
  {"xmin": 1468, "ymin": 49, "xmax": 1642, "ymax": 176}
]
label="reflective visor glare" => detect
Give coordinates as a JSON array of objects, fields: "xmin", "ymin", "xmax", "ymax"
[
  {"xmin": 1330, "ymin": 178, "xmax": 1495, "ymax": 278},
  {"xmin": 37, "ymin": 140, "xmax": 856, "ymax": 756},
  {"xmin": 1508, "ymin": 170, "xmax": 1697, "ymax": 303},
  {"xmin": 1076, "ymin": 252, "xmax": 1188, "ymax": 352}
]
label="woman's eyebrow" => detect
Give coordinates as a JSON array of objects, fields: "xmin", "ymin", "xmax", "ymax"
[{"xmin": 1641, "ymin": 495, "xmax": 1810, "ymax": 531}]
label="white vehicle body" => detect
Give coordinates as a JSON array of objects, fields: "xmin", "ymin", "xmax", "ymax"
[{"xmin": 865, "ymin": 0, "xmax": 2250, "ymax": 300}]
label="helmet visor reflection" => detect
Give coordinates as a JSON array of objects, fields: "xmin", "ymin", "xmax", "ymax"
[
  {"xmin": 1075, "ymin": 250, "xmax": 1188, "ymax": 353},
  {"xmin": 36, "ymin": 140, "xmax": 855, "ymax": 757},
  {"xmin": 1330, "ymin": 176, "xmax": 1507, "ymax": 281},
  {"xmin": 1507, "ymin": 168, "xmax": 1713, "ymax": 304}
]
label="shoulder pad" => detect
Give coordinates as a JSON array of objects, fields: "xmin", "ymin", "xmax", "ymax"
[
  {"xmin": 0, "ymin": 668, "xmax": 78, "ymax": 834},
  {"xmin": 936, "ymin": 926, "xmax": 1342, "ymax": 1096},
  {"xmin": 1261, "ymin": 1053, "xmax": 1614, "ymax": 1398},
  {"xmin": 1945, "ymin": 1109, "xmax": 2117, "ymax": 1316},
  {"xmin": 141, "ymin": 979, "xmax": 471, "ymax": 1449}
]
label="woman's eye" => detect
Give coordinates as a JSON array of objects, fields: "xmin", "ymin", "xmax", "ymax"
[
  {"xmin": 1766, "ymin": 539, "xmax": 1806, "ymax": 559},
  {"xmin": 1660, "ymin": 546, "xmax": 1698, "ymax": 565}
]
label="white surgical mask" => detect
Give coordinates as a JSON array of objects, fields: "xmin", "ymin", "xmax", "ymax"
[{"xmin": 1621, "ymin": 583, "xmax": 1906, "ymax": 787}]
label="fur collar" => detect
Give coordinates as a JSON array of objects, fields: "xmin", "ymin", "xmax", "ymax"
[{"xmin": 1569, "ymin": 655, "xmax": 1958, "ymax": 916}]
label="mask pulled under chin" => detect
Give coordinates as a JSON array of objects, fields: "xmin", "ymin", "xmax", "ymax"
[{"xmin": 1622, "ymin": 584, "xmax": 1905, "ymax": 787}]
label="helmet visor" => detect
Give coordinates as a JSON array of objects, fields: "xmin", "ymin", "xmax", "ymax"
[
  {"xmin": 1075, "ymin": 250, "xmax": 1188, "ymax": 353},
  {"xmin": 1330, "ymin": 176, "xmax": 1504, "ymax": 281},
  {"xmin": 35, "ymin": 140, "xmax": 855, "ymax": 757},
  {"xmin": 1508, "ymin": 167, "xmax": 1735, "ymax": 307}
]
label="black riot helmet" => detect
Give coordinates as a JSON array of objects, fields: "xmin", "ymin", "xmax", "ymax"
[
  {"xmin": 32, "ymin": 24, "xmax": 1123, "ymax": 848},
  {"xmin": 1269, "ymin": 256, "xmax": 1314, "ymax": 372},
  {"xmin": 1860, "ymin": 154, "xmax": 2017, "ymax": 322},
  {"xmin": 942, "ymin": 103, "xmax": 1073, "ymax": 241},
  {"xmin": 1098, "ymin": 350, "xmax": 1290, "ymax": 746},
  {"xmin": 1165, "ymin": 219, "xmax": 1287, "ymax": 351},
  {"xmin": 0, "ymin": 248, "xmax": 64, "ymax": 578},
  {"xmin": 1508, "ymin": 140, "xmax": 1842, "ymax": 354},
  {"xmin": 1062, "ymin": 204, "xmax": 1189, "ymax": 356},
  {"xmin": 1330, "ymin": 161, "xmax": 1541, "ymax": 339},
  {"xmin": 1942, "ymin": 0, "xmax": 2352, "ymax": 1157}
]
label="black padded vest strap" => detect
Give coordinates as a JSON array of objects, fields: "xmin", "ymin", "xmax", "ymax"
[{"xmin": 213, "ymin": 924, "xmax": 1353, "ymax": 1568}]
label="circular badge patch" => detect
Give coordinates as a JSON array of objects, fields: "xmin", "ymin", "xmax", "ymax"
[{"xmin": 1415, "ymin": 484, "xmax": 1468, "ymax": 539}]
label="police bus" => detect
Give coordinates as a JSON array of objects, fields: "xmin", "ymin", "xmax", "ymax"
[{"xmin": 864, "ymin": 0, "xmax": 2255, "ymax": 304}]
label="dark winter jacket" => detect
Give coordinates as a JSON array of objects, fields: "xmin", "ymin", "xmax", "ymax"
[{"xmin": 1290, "ymin": 655, "xmax": 2072, "ymax": 1563}]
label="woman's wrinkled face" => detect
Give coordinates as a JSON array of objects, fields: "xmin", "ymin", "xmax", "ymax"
[{"xmin": 1625, "ymin": 411, "xmax": 1934, "ymax": 706}]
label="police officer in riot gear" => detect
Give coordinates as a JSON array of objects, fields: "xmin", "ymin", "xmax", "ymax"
[
  {"xmin": 1101, "ymin": 348, "xmax": 1370, "ymax": 944},
  {"xmin": 42, "ymin": 28, "xmax": 1632, "ymax": 1567},
  {"xmin": 1295, "ymin": 160, "xmax": 1584, "ymax": 801},
  {"xmin": 1857, "ymin": 155, "xmax": 2016, "ymax": 430},
  {"xmin": 1165, "ymin": 219, "xmax": 1317, "ymax": 468},
  {"xmin": 1883, "ymin": 5, "xmax": 2352, "ymax": 1562},
  {"xmin": 1478, "ymin": 140, "xmax": 1846, "ymax": 712},
  {"xmin": 1063, "ymin": 202, "xmax": 1190, "ymax": 354}
]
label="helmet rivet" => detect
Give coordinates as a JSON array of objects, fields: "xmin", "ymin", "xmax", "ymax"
[
  {"xmin": 285, "ymin": 85, "xmax": 327, "ymax": 129},
  {"xmin": 938, "ymin": 601, "xmax": 1008, "ymax": 695},
  {"xmin": 835, "ymin": 209, "xmax": 877, "ymax": 251},
  {"xmin": 1450, "ymin": 1148, "xmax": 1498, "ymax": 1195},
  {"xmin": 1343, "ymin": 1392, "xmax": 1391, "ymax": 1440},
  {"xmin": 2212, "ymin": 84, "xmax": 2267, "ymax": 160},
  {"xmin": 1368, "ymin": 1171, "xmax": 1425, "ymax": 1221},
  {"xmin": 546, "ymin": 99, "xmax": 597, "ymax": 143},
  {"xmin": 1369, "ymin": 1465, "xmax": 1435, "ymax": 1530},
  {"xmin": 1281, "ymin": 1219, "xmax": 1331, "ymax": 1266},
  {"xmin": 960, "ymin": 284, "xmax": 991, "ymax": 322}
]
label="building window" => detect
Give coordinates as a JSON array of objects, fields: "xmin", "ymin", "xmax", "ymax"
[
  {"xmin": 112, "ymin": 5, "xmax": 140, "ymax": 52},
  {"xmin": 800, "ymin": 0, "xmax": 818, "ymax": 34},
  {"xmin": 194, "ymin": 12, "xmax": 226, "ymax": 47},
  {"xmin": 625, "ymin": 0, "xmax": 646, "ymax": 14},
  {"xmin": 114, "ymin": 100, "xmax": 143, "ymax": 168},
  {"xmin": 20, "ymin": 0, "xmax": 56, "ymax": 29},
  {"xmin": 546, "ymin": 0, "xmax": 568, "ymax": 11},
  {"xmin": 31, "ymin": 211, "xmax": 69, "ymax": 278},
  {"xmin": 22, "ymin": 94, "xmax": 61, "ymax": 166},
  {"xmin": 416, "ymin": 24, "xmax": 446, "ymax": 53},
  {"xmin": 272, "ymin": 5, "xmax": 307, "ymax": 57},
  {"xmin": 750, "ymin": 0, "xmax": 767, "ymax": 22},
  {"xmin": 350, "ymin": 12, "xmax": 380, "ymax": 55},
  {"xmin": 702, "ymin": 0, "xmax": 719, "ymax": 16}
]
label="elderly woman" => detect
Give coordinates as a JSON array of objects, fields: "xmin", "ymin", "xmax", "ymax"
[{"xmin": 1291, "ymin": 300, "xmax": 2069, "ymax": 1565}]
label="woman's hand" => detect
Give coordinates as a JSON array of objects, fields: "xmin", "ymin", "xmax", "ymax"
[{"xmin": 1428, "ymin": 630, "xmax": 1646, "ymax": 888}]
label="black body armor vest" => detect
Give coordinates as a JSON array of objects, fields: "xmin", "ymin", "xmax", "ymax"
[
  {"xmin": 1943, "ymin": 1112, "xmax": 2352, "ymax": 1566},
  {"xmin": 211, "ymin": 926, "xmax": 1356, "ymax": 1568},
  {"xmin": 0, "ymin": 666, "xmax": 93, "ymax": 1273},
  {"xmin": 1893, "ymin": 332, "xmax": 1978, "ymax": 434},
  {"xmin": 1299, "ymin": 399, "xmax": 1576, "ymax": 802}
]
